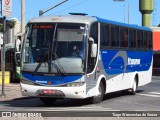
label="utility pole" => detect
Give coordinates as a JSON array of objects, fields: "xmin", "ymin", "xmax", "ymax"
[
  {"xmin": 1, "ymin": 16, "xmax": 6, "ymax": 97},
  {"xmin": 21, "ymin": 0, "xmax": 25, "ymax": 44}
]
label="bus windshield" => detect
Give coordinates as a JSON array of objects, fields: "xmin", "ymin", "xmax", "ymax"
[{"xmin": 22, "ymin": 23, "xmax": 87, "ymax": 74}]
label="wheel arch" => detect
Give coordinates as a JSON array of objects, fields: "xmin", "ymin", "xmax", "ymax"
[
  {"xmin": 100, "ymin": 77, "xmax": 107, "ymax": 94},
  {"xmin": 96, "ymin": 75, "xmax": 107, "ymax": 94},
  {"xmin": 134, "ymin": 73, "xmax": 139, "ymax": 87}
]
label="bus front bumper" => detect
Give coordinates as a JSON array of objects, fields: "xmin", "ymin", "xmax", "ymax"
[{"xmin": 20, "ymin": 83, "xmax": 86, "ymax": 99}]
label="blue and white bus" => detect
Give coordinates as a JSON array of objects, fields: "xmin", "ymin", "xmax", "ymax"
[{"xmin": 20, "ymin": 13, "xmax": 153, "ymax": 104}]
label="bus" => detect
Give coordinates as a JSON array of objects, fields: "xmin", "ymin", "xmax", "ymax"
[
  {"xmin": 15, "ymin": 51, "xmax": 21, "ymax": 79},
  {"xmin": 151, "ymin": 27, "xmax": 160, "ymax": 76},
  {"xmin": 20, "ymin": 13, "xmax": 153, "ymax": 104},
  {"xmin": 0, "ymin": 43, "xmax": 20, "ymax": 83}
]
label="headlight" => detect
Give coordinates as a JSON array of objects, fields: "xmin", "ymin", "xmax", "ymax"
[
  {"xmin": 20, "ymin": 79, "xmax": 35, "ymax": 85},
  {"xmin": 67, "ymin": 82, "xmax": 85, "ymax": 87}
]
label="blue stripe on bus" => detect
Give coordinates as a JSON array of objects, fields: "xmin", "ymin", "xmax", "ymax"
[
  {"xmin": 22, "ymin": 73, "xmax": 82, "ymax": 86},
  {"xmin": 101, "ymin": 50, "xmax": 153, "ymax": 75}
]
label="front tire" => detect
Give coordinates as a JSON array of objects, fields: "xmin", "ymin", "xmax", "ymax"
[
  {"xmin": 129, "ymin": 78, "xmax": 138, "ymax": 95},
  {"xmin": 90, "ymin": 82, "xmax": 105, "ymax": 104},
  {"xmin": 39, "ymin": 97, "xmax": 56, "ymax": 104}
]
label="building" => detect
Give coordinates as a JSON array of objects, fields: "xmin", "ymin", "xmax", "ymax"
[
  {"xmin": 11, "ymin": 18, "xmax": 21, "ymax": 44},
  {"xmin": 0, "ymin": 18, "xmax": 12, "ymax": 46},
  {"xmin": 0, "ymin": 17, "xmax": 21, "ymax": 49},
  {"xmin": 0, "ymin": 18, "xmax": 21, "ymax": 82}
]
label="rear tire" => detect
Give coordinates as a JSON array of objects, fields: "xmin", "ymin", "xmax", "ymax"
[
  {"xmin": 39, "ymin": 97, "xmax": 56, "ymax": 104},
  {"xmin": 90, "ymin": 82, "xmax": 105, "ymax": 104}
]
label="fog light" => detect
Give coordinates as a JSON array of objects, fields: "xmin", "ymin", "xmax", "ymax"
[{"xmin": 21, "ymin": 88, "xmax": 27, "ymax": 93}]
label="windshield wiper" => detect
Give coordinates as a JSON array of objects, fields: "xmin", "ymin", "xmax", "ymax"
[
  {"xmin": 51, "ymin": 51, "xmax": 66, "ymax": 76},
  {"xmin": 33, "ymin": 51, "xmax": 49, "ymax": 74}
]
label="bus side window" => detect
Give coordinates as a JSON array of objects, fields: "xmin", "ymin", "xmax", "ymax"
[
  {"xmin": 120, "ymin": 28, "xmax": 128, "ymax": 47},
  {"xmin": 100, "ymin": 24, "xmax": 110, "ymax": 47},
  {"xmin": 111, "ymin": 26, "xmax": 119, "ymax": 47},
  {"xmin": 111, "ymin": 26, "xmax": 115, "ymax": 47},
  {"xmin": 128, "ymin": 29, "xmax": 135, "ymax": 48},
  {"xmin": 105, "ymin": 25, "xmax": 110, "ymax": 46},
  {"xmin": 114, "ymin": 27, "xmax": 120, "ymax": 47},
  {"xmin": 148, "ymin": 32, "xmax": 152, "ymax": 49},
  {"xmin": 135, "ymin": 30, "xmax": 138, "ymax": 48},
  {"xmin": 143, "ymin": 32, "xmax": 148, "ymax": 49},
  {"xmin": 137, "ymin": 31, "xmax": 143, "ymax": 48},
  {"xmin": 90, "ymin": 22, "xmax": 98, "ymax": 44}
]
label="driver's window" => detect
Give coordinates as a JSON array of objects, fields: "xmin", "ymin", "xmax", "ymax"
[{"xmin": 87, "ymin": 22, "xmax": 98, "ymax": 73}]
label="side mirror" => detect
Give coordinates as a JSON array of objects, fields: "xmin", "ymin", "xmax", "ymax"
[
  {"xmin": 88, "ymin": 37, "xmax": 97, "ymax": 58},
  {"xmin": 89, "ymin": 37, "xmax": 94, "ymax": 43},
  {"xmin": 91, "ymin": 43, "xmax": 97, "ymax": 58}
]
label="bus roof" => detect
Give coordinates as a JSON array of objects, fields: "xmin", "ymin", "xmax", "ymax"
[
  {"xmin": 29, "ymin": 15, "xmax": 97, "ymax": 24},
  {"xmin": 97, "ymin": 17, "xmax": 152, "ymax": 31},
  {"xmin": 29, "ymin": 14, "xmax": 152, "ymax": 32}
]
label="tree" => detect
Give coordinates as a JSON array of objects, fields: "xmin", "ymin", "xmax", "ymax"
[{"xmin": 0, "ymin": 21, "xmax": 16, "ymax": 32}]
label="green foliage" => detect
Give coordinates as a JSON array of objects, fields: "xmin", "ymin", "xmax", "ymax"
[
  {"xmin": 0, "ymin": 21, "xmax": 16, "ymax": 32},
  {"xmin": 8, "ymin": 21, "xmax": 16, "ymax": 28},
  {"xmin": 158, "ymin": 24, "xmax": 160, "ymax": 27},
  {"xmin": 0, "ymin": 24, "xmax": 3, "ymax": 32}
]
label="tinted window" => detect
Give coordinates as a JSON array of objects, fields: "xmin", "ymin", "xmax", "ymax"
[
  {"xmin": 100, "ymin": 24, "xmax": 110, "ymax": 46},
  {"xmin": 90, "ymin": 23, "xmax": 98, "ymax": 44},
  {"xmin": 148, "ymin": 32, "xmax": 152, "ymax": 49},
  {"xmin": 110, "ymin": 26, "xmax": 115, "ymax": 46},
  {"xmin": 137, "ymin": 31, "xmax": 143, "ymax": 48},
  {"xmin": 120, "ymin": 28, "xmax": 128, "ymax": 47},
  {"xmin": 128, "ymin": 29, "xmax": 135, "ymax": 48},
  {"xmin": 143, "ymin": 32, "xmax": 148, "ymax": 48},
  {"xmin": 114, "ymin": 27, "xmax": 120, "ymax": 47},
  {"xmin": 110, "ymin": 26, "xmax": 119, "ymax": 47}
]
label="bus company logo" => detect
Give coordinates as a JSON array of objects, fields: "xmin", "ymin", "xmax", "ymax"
[
  {"xmin": 35, "ymin": 80, "xmax": 47, "ymax": 84},
  {"xmin": 128, "ymin": 58, "xmax": 141, "ymax": 65}
]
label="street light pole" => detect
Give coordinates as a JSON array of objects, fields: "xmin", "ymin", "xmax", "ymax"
[
  {"xmin": 128, "ymin": 1, "xmax": 130, "ymax": 24},
  {"xmin": 39, "ymin": 0, "xmax": 68, "ymax": 16},
  {"xmin": 123, "ymin": 4, "xmax": 125, "ymax": 23},
  {"xmin": 21, "ymin": 0, "xmax": 25, "ymax": 44},
  {"xmin": 113, "ymin": 0, "xmax": 130, "ymax": 24}
]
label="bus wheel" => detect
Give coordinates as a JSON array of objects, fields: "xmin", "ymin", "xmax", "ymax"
[
  {"xmin": 39, "ymin": 97, "xmax": 56, "ymax": 104},
  {"xmin": 90, "ymin": 82, "xmax": 105, "ymax": 104},
  {"xmin": 129, "ymin": 77, "xmax": 138, "ymax": 95}
]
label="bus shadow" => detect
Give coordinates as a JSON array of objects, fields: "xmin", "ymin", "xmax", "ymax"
[
  {"xmin": 1, "ymin": 90, "xmax": 144, "ymax": 108},
  {"xmin": 103, "ymin": 89, "xmax": 144, "ymax": 101}
]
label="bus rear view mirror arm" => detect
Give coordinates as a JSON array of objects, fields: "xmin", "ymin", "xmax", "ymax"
[{"xmin": 89, "ymin": 37, "xmax": 94, "ymax": 44}]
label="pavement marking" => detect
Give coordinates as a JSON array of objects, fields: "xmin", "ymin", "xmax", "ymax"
[
  {"xmin": 45, "ymin": 106, "xmax": 113, "ymax": 111},
  {"xmin": 149, "ymin": 92, "xmax": 160, "ymax": 95},
  {"xmin": 117, "ymin": 100, "xmax": 160, "ymax": 109},
  {"xmin": 137, "ymin": 93, "xmax": 160, "ymax": 98},
  {"xmin": 16, "ymin": 105, "xmax": 120, "ymax": 112}
]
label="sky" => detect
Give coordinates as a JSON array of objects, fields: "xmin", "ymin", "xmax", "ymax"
[{"xmin": 2, "ymin": 0, "xmax": 160, "ymax": 26}]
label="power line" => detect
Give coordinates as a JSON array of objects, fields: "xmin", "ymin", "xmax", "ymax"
[{"xmin": 52, "ymin": 0, "xmax": 89, "ymax": 14}]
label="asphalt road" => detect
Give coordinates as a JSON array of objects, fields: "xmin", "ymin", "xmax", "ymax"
[{"xmin": 0, "ymin": 76, "xmax": 160, "ymax": 118}]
